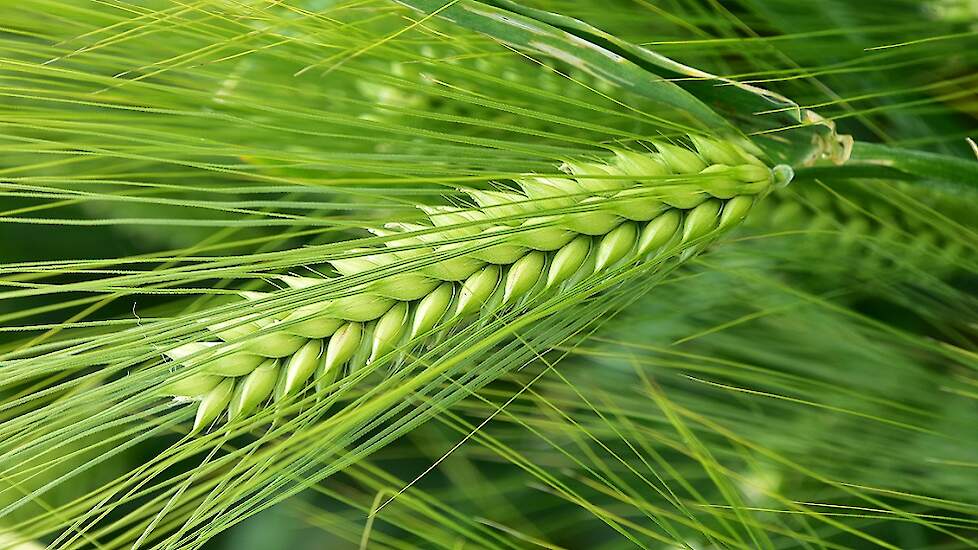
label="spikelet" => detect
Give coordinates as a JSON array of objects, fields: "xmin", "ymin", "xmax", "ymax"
[{"xmin": 163, "ymin": 136, "xmax": 793, "ymax": 431}]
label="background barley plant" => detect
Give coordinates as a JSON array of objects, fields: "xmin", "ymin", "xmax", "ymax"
[{"xmin": 0, "ymin": 1, "xmax": 976, "ymax": 549}]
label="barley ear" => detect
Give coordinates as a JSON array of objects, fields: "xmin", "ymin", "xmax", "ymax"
[{"xmin": 161, "ymin": 136, "xmax": 794, "ymax": 431}]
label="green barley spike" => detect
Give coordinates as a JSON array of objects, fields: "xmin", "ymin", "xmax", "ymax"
[{"xmin": 161, "ymin": 135, "xmax": 792, "ymax": 432}]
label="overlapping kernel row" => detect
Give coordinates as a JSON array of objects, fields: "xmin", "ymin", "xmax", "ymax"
[{"xmin": 162, "ymin": 137, "xmax": 791, "ymax": 431}]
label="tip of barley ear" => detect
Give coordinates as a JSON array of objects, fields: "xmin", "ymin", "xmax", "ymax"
[{"xmin": 772, "ymin": 165, "xmax": 794, "ymax": 189}]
